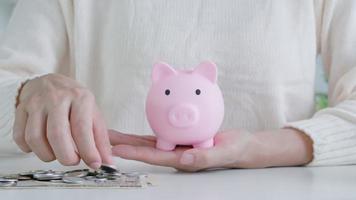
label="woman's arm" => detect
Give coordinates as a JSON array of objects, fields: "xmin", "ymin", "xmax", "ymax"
[
  {"xmin": 0, "ymin": 0, "xmax": 69, "ymax": 155},
  {"xmin": 251, "ymin": 128, "xmax": 313, "ymax": 168},
  {"xmin": 0, "ymin": 0, "xmax": 113, "ymax": 169},
  {"xmin": 286, "ymin": 0, "xmax": 356, "ymax": 166}
]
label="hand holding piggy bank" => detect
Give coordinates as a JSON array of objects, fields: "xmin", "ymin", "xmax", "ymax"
[{"xmin": 145, "ymin": 61, "xmax": 224, "ymax": 151}]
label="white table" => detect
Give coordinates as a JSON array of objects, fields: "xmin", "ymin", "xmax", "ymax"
[{"xmin": 0, "ymin": 155, "xmax": 355, "ymax": 200}]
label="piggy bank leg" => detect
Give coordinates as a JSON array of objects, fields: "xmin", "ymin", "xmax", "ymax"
[
  {"xmin": 156, "ymin": 139, "xmax": 176, "ymax": 151},
  {"xmin": 193, "ymin": 138, "xmax": 214, "ymax": 149}
]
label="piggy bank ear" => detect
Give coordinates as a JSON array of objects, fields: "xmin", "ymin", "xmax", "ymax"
[
  {"xmin": 152, "ymin": 62, "xmax": 177, "ymax": 82},
  {"xmin": 193, "ymin": 61, "xmax": 217, "ymax": 83}
]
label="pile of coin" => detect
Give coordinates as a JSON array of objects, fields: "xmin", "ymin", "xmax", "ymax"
[{"xmin": 0, "ymin": 165, "xmax": 123, "ymax": 187}]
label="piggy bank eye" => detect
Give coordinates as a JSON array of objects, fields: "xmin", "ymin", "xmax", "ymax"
[
  {"xmin": 195, "ymin": 89, "xmax": 201, "ymax": 95},
  {"xmin": 165, "ymin": 89, "xmax": 170, "ymax": 96}
]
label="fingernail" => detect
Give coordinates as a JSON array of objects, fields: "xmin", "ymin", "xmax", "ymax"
[
  {"xmin": 90, "ymin": 161, "xmax": 101, "ymax": 169},
  {"xmin": 180, "ymin": 153, "xmax": 194, "ymax": 165}
]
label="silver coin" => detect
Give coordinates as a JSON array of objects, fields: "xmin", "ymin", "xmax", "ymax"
[
  {"xmin": 0, "ymin": 178, "xmax": 17, "ymax": 182},
  {"xmin": 49, "ymin": 179, "xmax": 64, "ymax": 183},
  {"xmin": 93, "ymin": 177, "xmax": 107, "ymax": 183},
  {"xmin": 33, "ymin": 172, "xmax": 63, "ymax": 181},
  {"xmin": 19, "ymin": 170, "xmax": 45, "ymax": 177},
  {"xmin": 95, "ymin": 174, "xmax": 108, "ymax": 179},
  {"xmin": 0, "ymin": 178, "xmax": 17, "ymax": 187},
  {"xmin": 108, "ymin": 172, "xmax": 121, "ymax": 176},
  {"xmin": 2, "ymin": 174, "xmax": 19, "ymax": 179},
  {"xmin": 84, "ymin": 176, "xmax": 96, "ymax": 180},
  {"xmin": 64, "ymin": 169, "xmax": 89, "ymax": 178},
  {"xmin": 62, "ymin": 177, "xmax": 84, "ymax": 184},
  {"xmin": 46, "ymin": 170, "xmax": 64, "ymax": 174},
  {"xmin": 0, "ymin": 182, "xmax": 17, "ymax": 187}
]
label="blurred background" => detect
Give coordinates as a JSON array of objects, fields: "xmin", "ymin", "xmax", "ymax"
[{"xmin": 0, "ymin": 0, "xmax": 328, "ymax": 109}]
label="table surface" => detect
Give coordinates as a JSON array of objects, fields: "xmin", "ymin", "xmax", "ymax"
[{"xmin": 0, "ymin": 155, "xmax": 355, "ymax": 200}]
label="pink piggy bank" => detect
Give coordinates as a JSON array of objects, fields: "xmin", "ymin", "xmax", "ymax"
[{"xmin": 145, "ymin": 61, "xmax": 224, "ymax": 151}]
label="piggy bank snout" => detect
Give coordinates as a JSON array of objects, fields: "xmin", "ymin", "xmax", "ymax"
[{"xmin": 168, "ymin": 104, "xmax": 199, "ymax": 128}]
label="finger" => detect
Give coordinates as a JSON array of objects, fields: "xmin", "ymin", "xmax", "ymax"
[
  {"xmin": 179, "ymin": 145, "xmax": 228, "ymax": 170},
  {"xmin": 24, "ymin": 111, "xmax": 55, "ymax": 162},
  {"xmin": 70, "ymin": 99, "xmax": 101, "ymax": 169},
  {"xmin": 93, "ymin": 108, "xmax": 113, "ymax": 165},
  {"xmin": 112, "ymin": 144, "xmax": 188, "ymax": 167},
  {"xmin": 108, "ymin": 130, "xmax": 156, "ymax": 147},
  {"xmin": 47, "ymin": 104, "xmax": 80, "ymax": 166},
  {"xmin": 109, "ymin": 129, "xmax": 156, "ymax": 141},
  {"xmin": 13, "ymin": 106, "xmax": 31, "ymax": 152}
]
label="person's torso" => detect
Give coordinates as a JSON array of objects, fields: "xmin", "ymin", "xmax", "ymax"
[{"xmin": 61, "ymin": 0, "xmax": 317, "ymax": 133}]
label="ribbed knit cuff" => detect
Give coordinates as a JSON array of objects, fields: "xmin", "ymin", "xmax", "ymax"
[
  {"xmin": 0, "ymin": 77, "xmax": 28, "ymax": 156},
  {"xmin": 286, "ymin": 114, "xmax": 356, "ymax": 166}
]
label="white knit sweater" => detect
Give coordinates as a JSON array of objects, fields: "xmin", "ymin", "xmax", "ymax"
[{"xmin": 1, "ymin": 0, "xmax": 356, "ymax": 166}]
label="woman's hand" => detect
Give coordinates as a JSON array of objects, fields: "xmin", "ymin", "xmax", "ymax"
[
  {"xmin": 110, "ymin": 129, "xmax": 256, "ymax": 172},
  {"xmin": 13, "ymin": 74, "xmax": 113, "ymax": 169},
  {"xmin": 109, "ymin": 128, "xmax": 313, "ymax": 172}
]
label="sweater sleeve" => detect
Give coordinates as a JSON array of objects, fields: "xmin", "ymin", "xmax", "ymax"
[
  {"xmin": 0, "ymin": 0, "xmax": 69, "ymax": 156},
  {"xmin": 286, "ymin": 0, "xmax": 356, "ymax": 166}
]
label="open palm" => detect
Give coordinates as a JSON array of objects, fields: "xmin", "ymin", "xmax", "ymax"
[{"xmin": 109, "ymin": 129, "xmax": 255, "ymax": 172}]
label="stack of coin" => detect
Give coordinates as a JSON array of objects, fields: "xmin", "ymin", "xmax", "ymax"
[{"xmin": 0, "ymin": 165, "xmax": 122, "ymax": 187}]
